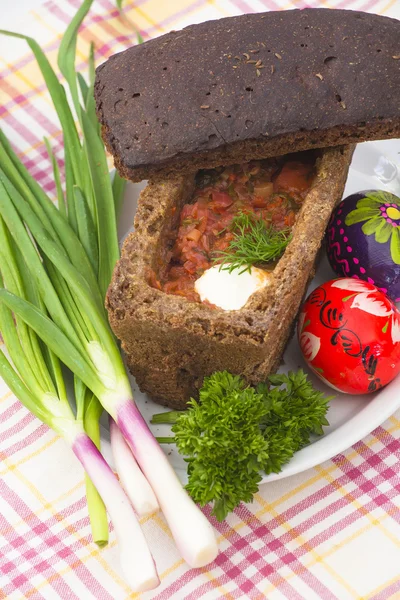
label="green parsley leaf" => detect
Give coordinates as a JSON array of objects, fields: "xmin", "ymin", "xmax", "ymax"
[
  {"xmin": 153, "ymin": 369, "xmax": 331, "ymax": 521},
  {"xmin": 172, "ymin": 371, "xmax": 270, "ymax": 521}
]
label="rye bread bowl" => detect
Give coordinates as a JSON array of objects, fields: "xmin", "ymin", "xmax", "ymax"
[
  {"xmin": 107, "ymin": 145, "xmax": 355, "ymax": 409},
  {"xmin": 95, "ymin": 8, "xmax": 400, "ymax": 183}
]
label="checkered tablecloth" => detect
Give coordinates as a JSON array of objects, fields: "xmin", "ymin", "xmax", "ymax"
[{"xmin": 1, "ymin": 1, "xmax": 400, "ymax": 598}]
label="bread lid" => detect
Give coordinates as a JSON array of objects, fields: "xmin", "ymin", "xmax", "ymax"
[{"xmin": 95, "ymin": 8, "xmax": 400, "ymax": 182}]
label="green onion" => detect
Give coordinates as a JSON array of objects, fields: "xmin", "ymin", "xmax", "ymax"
[
  {"xmin": 0, "ymin": 163, "xmax": 218, "ymax": 574},
  {"xmin": 0, "ymin": 0, "xmax": 218, "ymax": 587},
  {"xmin": 44, "ymin": 137, "xmax": 66, "ymax": 218},
  {"xmin": 0, "ymin": 0, "xmax": 113, "ymax": 557},
  {"xmin": 115, "ymin": 0, "xmax": 144, "ymax": 43},
  {"xmin": 0, "ymin": 214, "xmax": 160, "ymax": 591}
]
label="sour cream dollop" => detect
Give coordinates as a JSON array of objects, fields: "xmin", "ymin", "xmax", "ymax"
[{"xmin": 194, "ymin": 264, "xmax": 270, "ymax": 311}]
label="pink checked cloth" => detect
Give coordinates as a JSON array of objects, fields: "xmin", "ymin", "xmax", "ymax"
[{"xmin": 1, "ymin": 1, "xmax": 400, "ymax": 599}]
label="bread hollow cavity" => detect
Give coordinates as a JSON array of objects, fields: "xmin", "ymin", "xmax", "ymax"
[{"xmin": 148, "ymin": 152, "xmax": 318, "ymax": 309}]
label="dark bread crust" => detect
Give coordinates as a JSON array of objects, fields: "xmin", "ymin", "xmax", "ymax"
[
  {"xmin": 106, "ymin": 145, "xmax": 355, "ymax": 409},
  {"xmin": 95, "ymin": 9, "xmax": 400, "ymax": 182}
]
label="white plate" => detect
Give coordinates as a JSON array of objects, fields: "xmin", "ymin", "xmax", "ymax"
[{"xmin": 101, "ymin": 139, "xmax": 400, "ymax": 485}]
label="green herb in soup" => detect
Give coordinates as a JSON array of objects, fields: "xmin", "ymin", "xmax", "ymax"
[{"xmin": 150, "ymin": 154, "xmax": 316, "ymax": 303}]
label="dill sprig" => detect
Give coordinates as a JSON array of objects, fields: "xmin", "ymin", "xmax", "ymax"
[{"xmin": 214, "ymin": 212, "xmax": 292, "ymax": 274}]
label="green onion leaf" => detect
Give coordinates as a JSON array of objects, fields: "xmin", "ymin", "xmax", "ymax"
[
  {"xmin": 9, "ymin": 235, "xmax": 65, "ymax": 399},
  {"xmin": 0, "ymin": 171, "xmax": 112, "ymax": 354},
  {"xmin": 0, "ymin": 348, "xmax": 50, "ymax": 425},
  {"xmin": 57, "ymin": 0, "xmax": 94, "ymax": 117},
  {"xmin": 64, "ymin": 145, "xmax": 78, "ymax": 234},
  {"xmin": 0, "ymin": 136, "xmax": 59, "ymax": 241},
  {"xmin": 74, "ymin": 185, "xmax": 99, "ymax": 274},
  {"xmin": 80, "ymin": 111, "xmax": 120, "ymax": 298},
  {"xmin": 0, "ymin": 31, "xmax": 83, "ymax": 188},
  {"xmin": 0, "ymin": 272, "xmax": 45, "ymax": 399},
  {"xmin": 0, "ymin": 131, "xmax": 101, "ymax": 303},
  {"xmin": 83, "ymin": 390, "xmax": 108, "ymax": 546},
  {"xmin": 77, "ymin": 72, "xmax": 89, "ymax": 105},
  {"xmin": 84, "ymin": 43, "xmax": 100, "ymax": 133},
  {"xmin": 112, "ymin": 172, "xmax": 127, "ymax": 221},
  {"xmin": 44, "ymin": 137, "xmax": 66, "ymax": 219},
  {"xmin": 0, "ymin": 289, "xmax": 103, "ymax": 398},
  {"xmin": 88, "ymin": 41, "xmax": 96, "ymax": 89},
  {"xmin": 0, "ymin": 173, "xmax": 78, "ymax": 344}
]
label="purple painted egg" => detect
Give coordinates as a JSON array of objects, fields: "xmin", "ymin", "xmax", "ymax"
[{"xmin": 325, "ymin": 190, "xmax": 400, "ymax": 303}]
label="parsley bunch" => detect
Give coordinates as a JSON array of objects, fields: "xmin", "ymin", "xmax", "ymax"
[{"xmin": 152, "ymin": 370, "xmax": 331, "ymax": 521}]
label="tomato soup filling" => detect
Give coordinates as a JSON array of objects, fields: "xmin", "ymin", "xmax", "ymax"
[{"xmin": 149, "ymin": 152, "xmax": 317, "ymax": 304}]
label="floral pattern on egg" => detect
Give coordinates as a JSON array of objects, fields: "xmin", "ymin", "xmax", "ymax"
[
  {"xmin": 298, "ymin": 278, "xmax": 400, "ymax": 395},
  {"xmin": 326, "ymin": 190, "xmax": 400, "ymax": 302}
]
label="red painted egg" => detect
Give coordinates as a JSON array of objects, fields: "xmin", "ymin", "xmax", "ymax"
[{"xmin": 298, "ymin": 278, "xmax": 400, "ymax": 394}]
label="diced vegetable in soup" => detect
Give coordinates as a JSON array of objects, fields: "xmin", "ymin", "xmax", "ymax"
[{"xmin": 149, "ymin": 153, "xmax": 317, "ymax": 304}]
